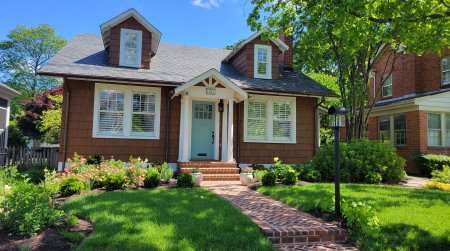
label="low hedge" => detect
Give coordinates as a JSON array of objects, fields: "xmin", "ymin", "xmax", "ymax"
[
  {"xmin": 416, "ymin": 154, "xmax": 450, "ymax": 177},
  {"xmin": 309, "ymin": 139, "xmax": 406, "ymax": 184}
]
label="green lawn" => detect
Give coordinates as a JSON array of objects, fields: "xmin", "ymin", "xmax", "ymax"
[
  {"xmin": 258, "ymin": 184, "xmax": 450, "ymax": 251},
  {"xmin": 62, "ymin": 188, "xmax": 274, "ymax": 251}
]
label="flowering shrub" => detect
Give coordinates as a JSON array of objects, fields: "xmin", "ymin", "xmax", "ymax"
[{"xmin": 61, "ymin": 154, "xmax": 149, "ymax": 190}]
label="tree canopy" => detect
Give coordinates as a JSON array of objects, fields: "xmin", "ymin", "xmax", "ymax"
[
  {"xmin": 0, "ymin": 24, "xmax": 66, "ymax": 116},
  {"xmin": 247, "ymin": 0, "xmax": 450, "ymax": 140}
]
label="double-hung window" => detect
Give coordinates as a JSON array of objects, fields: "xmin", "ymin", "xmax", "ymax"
[
  {"xmin": 378, "ymin": 114, "xmax": 407, "ymax": 146},
  {"xmin": 93, "ymin": 83, "xmax": 161, "ymax": 139},
  {"xmin": 244, "ymin": 95, "xmax": 296, "ymax": 143},
  {"xmin": 427, "ymin": 113, "xmax": 450, "ymax": 147},
  {"xmin": 254, "ymin": 44, "xmax": 272, "ymax": 79},
  {"xmin": 119, "ymin": 28, "xmax": 142, "ymax": 68},
  {"xmin": 382, "ymin": 74, "xmax": 393, "ymax": 97},
  {"xmin": 442, "ymin": 57, "xmax": 450, "ymax": 85}
]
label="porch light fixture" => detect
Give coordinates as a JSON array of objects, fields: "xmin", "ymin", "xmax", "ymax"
[
  {"xmin": 218, "ymin": 99, "xmax": 224, "ymax": 113},
  {"xmin": 327, "ymin": 106, "xmax": 347, "ymax": 217}
]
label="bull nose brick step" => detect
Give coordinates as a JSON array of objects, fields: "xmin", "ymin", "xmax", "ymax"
[
  {"xmin": 203, "ymin": 182, "xmax": 356, "ymax": 249},
  {"xmin": 177, "ymin": 162, "xmax": 240, "ymax": 181}
]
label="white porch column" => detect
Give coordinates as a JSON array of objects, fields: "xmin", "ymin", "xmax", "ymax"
[
  {"xmin": 227, "ymin": 99, "xmax": 234, "ymax": 162},
  {"xmin": 178, "ymin": 97, "xmax": 185, "ymax": 161},
  {"xmin": 221, "ymin": 100, "xmax": 228, "ymax": 161},
  {"xmin": 180, "ymin": 95, "xmax": 190, "ymax": 162}
]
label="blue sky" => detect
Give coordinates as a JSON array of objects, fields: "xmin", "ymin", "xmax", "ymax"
[{"xmin": 0, "ymin": 0, "xmax": 256, "ymax": 49}]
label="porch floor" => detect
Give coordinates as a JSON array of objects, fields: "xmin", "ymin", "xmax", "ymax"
[{"xmin": 203, "ymin": 181, "xmax": 358, "ymax": 250}]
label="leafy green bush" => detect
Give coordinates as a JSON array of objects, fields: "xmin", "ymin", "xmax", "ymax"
[
  {"xmin": 250, "ymin": 164, "xmax": 266, "ymax": 170},
  {"xmin": 144, "ymin": 169, "xmax": 161, "ymax": 189},
  {"xmin": 310, "ymin": 139, "xmax": 406, "ymax": 183},
  {"xmin": 65, "ymin": 214, "xmax": 79, "ymax": 226},
  {"xmin": 253, "ymin": 170, "xmax": 267, "ymax": 182},
  {"xmin": 24, "ymin": 165, "xmax": 49, "ymax": 184},
  {"xmin": 0, "ymin": 164, "xmax": 24, "ymax": 185},
  {"xmin": 262, "ymin": 171, "xmax": 276, "ymax": 186},
  {"xmin": 60, "ymin": 176, "xmax": 84, "ymax": 196},
  {"xmin": 160, "ymin": 163, "xmax": 174, "ymax": 183},
  {"xmin": 294, "ymin": 163, "xmax": 322, "ymax": 182},
  {"xmin": 282, "ymin": 169, "xmax": 298, "ymax": 185},
  {"xmin": 417, "ymin": 154, "xmax": 450, "ymax": 177},
  {"xmin": 342, "ymin": 200, "xmax": 380, "ymax": 239},
  {"xmin": 431, "ymin": 165, "xmax": 450, "ymax": 184},
  {"xmin": 104, "ymin": 172, "xmax": 126, "ymax": 191},
  {"xmin": 39, "ymin": 169, "xmax": 61, "ymax": 208},
  {"xmin": 86, "ymin": 154, "xmax": 102, "ymax": 165},
  {"xmin": 0, "ymin": 180, "xmax": 63, "ymax": 236},
  {"xmin": 177, "ymin": 173, "xmax": 194, "ymax": 188}
]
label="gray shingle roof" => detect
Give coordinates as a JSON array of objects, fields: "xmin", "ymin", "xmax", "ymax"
[{"xmin": 39, "ymin": 34, "xmax": 336, "ymax": 96}]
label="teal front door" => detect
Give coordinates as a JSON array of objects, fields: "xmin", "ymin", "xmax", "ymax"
[{"xmin": 191, "ymin": 101, "xmax": 215, "ymax": 160}]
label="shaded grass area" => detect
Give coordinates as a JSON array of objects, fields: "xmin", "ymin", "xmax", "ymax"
[
  {"xmin": 258, "ymin": 184, "xmax": 450, "ymax": 251},
  {"xmin": 63, "ymin": 188, "xmax": 274, "ymax": 251}
]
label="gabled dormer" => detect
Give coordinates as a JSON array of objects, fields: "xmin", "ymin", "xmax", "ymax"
[
  {"xmin": 100, "ymin": 8, "xmax": 162, "ymax": 69},
  {"xmin": 224, "ymin": 29, "xmax": 290, "ymax": 80}
]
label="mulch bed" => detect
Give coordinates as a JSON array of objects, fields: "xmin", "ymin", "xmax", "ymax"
[{"xmin": 0, "ymin": 218, "xmax": 93, "ymax": 251}]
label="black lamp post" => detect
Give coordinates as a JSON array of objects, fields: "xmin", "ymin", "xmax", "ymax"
[{"xmin": 327, "ymin": 106, "xmax": 346, "ymax": 217}]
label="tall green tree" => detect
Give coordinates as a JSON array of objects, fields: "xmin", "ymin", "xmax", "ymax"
[
  {"xmin": 0, "ymin": 24, "xmax": 66, "ymax": 116},
  {"xmin": 247, "ymin": 0, "xmax": 450, "ymax": 140}
]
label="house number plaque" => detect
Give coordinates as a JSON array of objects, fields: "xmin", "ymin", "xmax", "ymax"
[{"xmin": 206, "ymin": 87, "xmax": 216, "ymax": 95}]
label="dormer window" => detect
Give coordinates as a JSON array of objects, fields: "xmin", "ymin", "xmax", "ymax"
[
  {"xmin": 119, "ymin": 28, "xmax": 142, "ymax": 68},
  {"xmin": 254, "ymin": 44, "xmax": 272, "ymax": 79}
]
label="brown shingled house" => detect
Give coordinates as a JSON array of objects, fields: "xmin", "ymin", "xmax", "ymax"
[{"xmin": 39, "ymin": 9, "xmax": 336, "ymax": 180}]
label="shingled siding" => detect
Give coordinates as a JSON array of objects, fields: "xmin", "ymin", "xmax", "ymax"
[
  {"xmin": 236, "ymin": 96, "xmax": 317, "ymax": 164},
  {"xmin": 229, "ymin": 36, "xmax": 281, "ymax": 80},
  {"xmin": 109, "ymin": 17, "xmax": 152, "ymax": 69},
  {"xmin": 60, "ymin": 79, "xmax": 180, "ymax": 163}
]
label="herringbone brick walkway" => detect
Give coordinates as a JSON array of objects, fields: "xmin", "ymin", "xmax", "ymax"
[{"xmin": 203, "ymin": 181, "xmax": 358, "ymax": 251}]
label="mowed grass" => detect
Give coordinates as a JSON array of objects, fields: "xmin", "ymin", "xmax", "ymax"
[
  {"xmin": 258, "ymin": 184, "xmax": 450, "ymax": 251},
  {"xmin": 62, "ymin": 188, "xmax": 274, "ymax": 251}
]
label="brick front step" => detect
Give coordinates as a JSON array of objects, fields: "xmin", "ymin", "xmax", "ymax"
[
  {"xmin": 263, "ymin": 227, "xmax": 347, "ymax": 245},
  {"xmin": 202, "ymin": 174, "xmax": 240, "ymax": 181},
  {"xmin": 179, "ymin": 167, "xmax": 240, "ymax": 174},
  {"xmin": 276, "ymin": 243, "xmax": 359, "ymax": 251},
  {"xmin": 178, "ymin": 161, "xmax": 237, "ymax": 168}
]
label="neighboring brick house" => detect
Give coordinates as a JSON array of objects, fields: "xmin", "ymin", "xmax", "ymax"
[
  {"xmin": 39, "ymin": 9, "xmax": 336, "ymax": 180},
  {"xmin": 367, "ymin": 46, "xmax": 450, "ymax": 173}
]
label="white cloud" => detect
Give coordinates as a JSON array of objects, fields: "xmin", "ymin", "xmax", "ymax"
[{"xmin": 192, "ymin": 0, "xmax": 222, "ymax": 8}]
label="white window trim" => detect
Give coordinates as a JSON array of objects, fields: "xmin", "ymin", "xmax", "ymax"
[
  {"xmin": 441, "ymin": 57, "xmax": 450, "ymax": 86},
  {"xmin": 93, "ymin": 83, "xmax": 161, "ymax": 139},
  {"xmin": 243, "ymin": 95, "xmax": 296, "ymax": 144},
  {"xmin": 119, "ymin": 28, "xmax": 142, "ymax": 68},
  {"xmin": 378, "ymin": 114, "xmax": 407, "ymax": 146},
  {"xmin": 427, "ymin": 112, "xmax": 450, "ymax": 147},
  {"xmin": 254, "ymin": 44, "xmax": 272, "ymax": 79},
  {"xmin": 381, "ymin": 74, "xmax": 393, "ymax": 98}
]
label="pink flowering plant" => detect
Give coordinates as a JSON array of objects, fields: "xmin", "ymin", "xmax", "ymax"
[{"xmin": 61, "ymin": 153, "xmax": 149, "ymax": 190}]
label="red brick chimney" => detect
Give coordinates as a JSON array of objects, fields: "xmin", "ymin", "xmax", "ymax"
[{"xmin": 279, "ymin": 29, "xmax": 293, "ymax": 71}]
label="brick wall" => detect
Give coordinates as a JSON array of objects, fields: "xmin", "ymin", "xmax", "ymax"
[
  {"xmin": 229, "ymin": 35, "xmax": 281, "ymax": 80},
  {"xmin": 370, "ymin": 47, "xmax": 450, "ymax": 103},
  {"xmin": 60, "ymin": 79, "xmax": 179, "ymax": 163},
  {"xmin": 367, "ymin": 110, "xmax": 449, "ymax": 173},
  {"xmin": 109, "ymin": 17, "xmax": 152, "ymax": 69}
]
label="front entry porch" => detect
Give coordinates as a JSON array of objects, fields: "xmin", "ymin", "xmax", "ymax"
[{"xmin": 172, "ymin": 69, "xmax": 247, "ymax": 180}]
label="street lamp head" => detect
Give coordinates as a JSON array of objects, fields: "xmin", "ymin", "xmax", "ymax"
[{"xmin": 328, "ymin": 106, "xmax": 347, "ymax": 128}]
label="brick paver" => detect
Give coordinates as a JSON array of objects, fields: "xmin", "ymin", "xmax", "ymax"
[{"xmin": 203, "ymin": 181, "xmax": 358, "ymax": 250}]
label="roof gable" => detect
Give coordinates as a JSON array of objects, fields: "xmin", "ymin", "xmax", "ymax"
[
  {"xmin": 223, "ymin": 28, "xmax": 289, "ymax": 62},
  {"xmin": 100, "ymin": 8, "xmax": 162, "ymax": 55}
]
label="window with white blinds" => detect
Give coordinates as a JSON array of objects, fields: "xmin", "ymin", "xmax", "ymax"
[
  {"xmin": 93, "ymin": 83, "xmax": 161, "ymax": 139},
  {"xmin": 244, "ymin": 95, "xmax": 296, "ymax": 143},
  {"xmin": 119, "ymin": 28, "xmax": 142, "ymax": 68}
]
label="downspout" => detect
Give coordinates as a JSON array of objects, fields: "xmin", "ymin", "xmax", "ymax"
[
  {"xmin": 164, "ymin": 89, "xmax": 171, "ymax": 162},
  {"xmin": 61, "ymin": 77, "xmax": 70, "ymax": 170}
]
